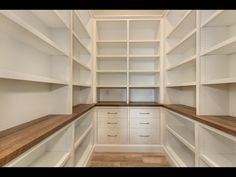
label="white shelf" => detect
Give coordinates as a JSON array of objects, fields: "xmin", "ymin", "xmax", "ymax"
[
  {"xmin": 73, "ymin": 32, "xmax": 91, "ymax": 55},
  {"xmin": 129, "ymin": 85, "xmax": 160, "ymax": 88},
  {"xmin": 31, "ymin": 10, "xmax": 69, "ymax": 29},
  {"xmin": 201, "ymin": 36, "xmax": 236, "ymax": 55},
  {"xmin": 73, "ymin": 83, "xmax": 91, "ymax": 87},
  {"xmin": 97, "ymin": 40, "xmax": 127, "ymax": 43},
  {"xmin": 74, "ymin": 125, "xmax": 93, "ymax": 149},
  {"xmin": 201, "ymin": 153, "xmax": 236, "ymax": 167},
  {"xmin": 97, "ymin": 85, "xmax": 127, "ymax": 88},
  {"xmin": 74, "ymin": 11, "xmax": 92, "ymax": 39},
  {"xmin": 0, "ymin": 11, "xmax": 69, "ymax": 56},
  {"xmin": 166, "ymin": 55, "xmax": 196, "ymax": 71},
  {"xmin": 54, "ymin": 10, "xmax": 70, "ymax": 29},
  {"xmin": 75, "ymin": 144, "xmax": 93, "ymax": 167},
  {"xmin": 129, "ymin": 70, "xmax": 159, "ymax": 73},
  {"xmin": 129, "ymin": 55, "xmax": 160, "ymax": 58},
  {"xmin": 97, "ymin": 55, "xmax": 127, "ymax": 58},
  {"xmin": 200, "ymin": 154, "xmax": 218, "ymax": 167},
  {"xmin": 167, "ymin": 126, "xmax": 195, "ymax": 152},
  {"xmin": 0, "ymin": 69, "xmax": 69, "ymax": 85},
  {"xmin": 166, "ymin": 29, "xmax": 196, "ymax": 55},
  {"xmin": 201, "ymin": 10, "xmax": 236, "ymax": 27},
  {"xmin": 166, "ymin": 131, "xmax": 195, "ymax": 167},
  {"xmin": 166, "ymin": 10, "xmax": 192, "ymax": 38},
  {"xmin": 166, "ymin": 82, "xmax": 196, "ymax": 87},
  {"xmin": 29, "ymin": 152, "xmax": 70, "ymax": 167},
  {"xmin": 73, "ymin": 57, "xmax": 91, "ymax": 71},
  {"xmin": 201, "ymin": 78, "xmax": 236, "ymax": 85},
  {"xmin": 129, "ymin": 40, "xmax": 160, "ymax": 43},
  {"xmin": 97, "ymin": 70, "xmax": 127, "ymax": 73}
]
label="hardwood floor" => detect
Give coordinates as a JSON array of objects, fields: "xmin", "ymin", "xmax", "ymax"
[{"xmin": 88, "ymin": 152, "xmax": 171, "ymax": 167}]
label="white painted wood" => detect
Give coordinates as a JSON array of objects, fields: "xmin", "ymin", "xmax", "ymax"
[
  {"xmin": 165, "ymin": 110, "xmax": 195, "ymax": 148},
  {"xmin": 198, "ymin": 125, "xmax": 236, "ymax": 167},
  {"xmin": 129, "ymin": 129, "xmax": 160, "ymax": 144},
  {"xmin": 6, "ymin": 124, "xmax": 73, "ymax": 167},
  {"xmin": 166, "ymin": 130, "xmax": 195, "ymax": 167}
]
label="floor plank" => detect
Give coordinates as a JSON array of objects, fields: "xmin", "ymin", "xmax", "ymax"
[{"xmin": 88, "ymin": 152, "xmax": 171, "ymax": 167}]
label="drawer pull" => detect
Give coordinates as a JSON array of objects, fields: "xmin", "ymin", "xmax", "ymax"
[
  {"xmin": 139, "ymin": 112, "xmax": 150, "ymax": 115},
  {"xmin": 139, "ymin": 135, "xmax": 150, "ymax": 138},
  {"xmin": 107, "ymin": 135, "xmax": 117, "ymax": 137},
  {"xmin": 139, "ymin": 122, "xmax": 150, "ymax": 125},
  {"xmin": 107, "ymin": 112, "xmax": 118, "ymax": 115},
  {"xmin": 107, "ymin": 122, "xmax": 118, "ymax": 125}
]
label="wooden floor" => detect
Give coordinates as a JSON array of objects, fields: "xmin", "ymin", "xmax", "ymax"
[{"xmin": 88, "ymin": 152, "xmax": 171, "ymax": 167}]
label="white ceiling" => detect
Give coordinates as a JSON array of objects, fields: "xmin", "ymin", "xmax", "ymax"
[{"xmin": 92, "ymin": 10, "xmax": 166, "ymax": 17}]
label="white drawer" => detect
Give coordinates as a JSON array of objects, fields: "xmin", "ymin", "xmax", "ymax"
[
  {"xmin": 98, "ymin": 118, "xmax": 127, "ymax": 129},
  {"xmin": 130, "ymin": 118, "xmax": 159, "ymax": 129},
  {"xmin": 129, "ymin": 129, "xmax": 159, "ymax": 144},
  {"xmin": 129, "ymin": 108, "xmax": 159, "ymax": 118},
  {"xmin": 97, "ymin": 108, "xmax": 127, "ymax": 118},
  {"xmin": 97, "ymin": 128, "xmax": 128, "ymax": 144}
]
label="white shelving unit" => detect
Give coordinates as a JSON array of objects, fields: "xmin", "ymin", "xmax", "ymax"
[
  {"xmin": 0, "ymin": 10, "xmax": 72, "ymax": 131},
  {"xmin": 199, "ymin": 10, "xmax": 236, "ymax": 117},
  {"xmin": 96, "ymin": 18, "xmax": 161, "ymax": 103},
  {"xmin": 72, "ymin": 10, "xmax": 93, "ymax": 106},
  {"xmin": 164, "ymin": 10, "xmax": 197, "ymax": 108}
]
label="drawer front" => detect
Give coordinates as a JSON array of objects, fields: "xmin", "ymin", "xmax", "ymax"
[
  {"xmin": 129, "ymin": 129, "xmax": 159, "ymax": 144},
  {"xmin": 129, "ymin": 108, "xmax": 159, "ymax": 118},
  {"xmin": 130, "ymin": 118, "xmax": 159, "ymax": 129},
  {"xmin": 97, "ymin": 129, "xmax": 128, "ymax": 144},
  {"xmin": 97, "ymin": 108, "xmax": 127, "ymax": 118},
  {"xmin": 98, "ymin": 118, "xmax": 127, "ymax": 129}
]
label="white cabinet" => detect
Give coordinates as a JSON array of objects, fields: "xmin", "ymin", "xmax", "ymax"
[
  {"xmin": 97, "ymin": 107, "xmax": 128, "ymax": 144},
  {"xmin": 96, "ymin": 107, "xmax": 160, "ymax": 145},
  {"xmin": 129, "ymin": 108, "xmax": 160, "ymax": 145}
]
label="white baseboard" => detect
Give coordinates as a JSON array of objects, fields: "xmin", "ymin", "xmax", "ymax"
[
  {"xmin": 94, "ymin": 144, "xmax": 164, "ymax": 153},
  {"xmin": 163, "ymin": 146, "xmax": 179, "ymax": 167}
]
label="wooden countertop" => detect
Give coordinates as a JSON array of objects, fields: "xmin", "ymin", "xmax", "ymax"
[
  {"xmin": 164, "ymin": 104, "xmax": 236, "ymax": 137},
  {"xmin": 96, "ymin": 102, "xmax": 163, "ymax": 107},
  {"xmin": 0, "ymin": 104, "xmax": 95, "ymax": 166},
  {"xmin": 0, "ymin": 103, "xmax": 236, "ymax": 166}
]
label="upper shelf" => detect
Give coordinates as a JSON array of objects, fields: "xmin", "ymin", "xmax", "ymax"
[
  {"xmin": 129, "ymin": 20, "xmax": 160, "ymax": 41},
  {"xmin": 166, "ymin": 29, "xmax": 196, "ymax": 55},
  {"xmin": 201, "ymin": 10, "xmax": 236, "ymax": 27},
  {"xmin": 96, "ymin": 20, "xmax": 127, "ymax": 41},
  {"xmin": 73, "ymin": 11, "xmax": 92, "ymax": 39},
  {"xmin": 166, "ymin": 10, "xmax": 195, "ymax": 39},
  {"xmin": 0, "ymin": 11, "xmax": 69, "ymax": 56},
  {"xmin": 201, "ymin": 36, "xmax": 236, "ymax": 55},
  {"xmin": 0, "ymin": 69, "xmax": 69, "ymax": 85}
]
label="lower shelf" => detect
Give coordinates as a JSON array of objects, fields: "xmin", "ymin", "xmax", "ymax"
[
  {"xmin": 166, "ymin": 130, "xmax": 195, "ymax": 167},
  {"xmin": 30, "ymin": 151, "xmax": 70, "ymax": 167}
]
